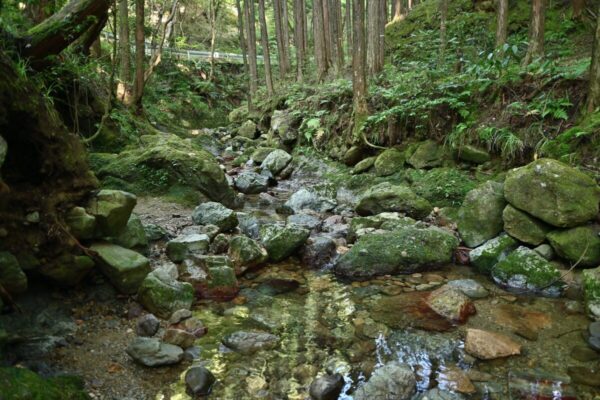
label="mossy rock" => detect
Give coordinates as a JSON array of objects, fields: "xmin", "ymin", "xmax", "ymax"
[
  {"xmin": 90, "ymin": 243, "xmax": 151, "ymax": 294},
  {"xmin": 137, "ymin": 266, "xmax": 194, "ymax": 319},
  {"xmin": 582, "ymin": 266, "xmax": 600, "ymax": 318},
  {"xmin": 38, "ymin": 255, "xmax": 95, "ymax": 286},
  {"xmin": 86, "ymin": 190, "xmax": 137, "ymax": 237},
  {"xmin": 492, "ymin": 246, "xmax": 564, "ymax": 295},
  {"xmin": 348, "ymin": 212, "xmax": 416, "ymax": 243},
  {"xmin": 0, "ymin": 251, "xmax": 27, "ymax": 294},
  {"xmin": 458, "ymin": 181, "xmax": 506, "ymax": 247},
  {"xmin": 454, "ymin": 144, "xmax": 490, "ymax": 164},
  {"xmin": 114, "ymin": 214, "xmax": 148, "ymax": 251},
  {"xmin": 64, "ymin": 207, "xmax": 96, "ymax": 240},
  {"xmin": 374, "ymin": 149, "xmax": 405, "ymax": 177},
  {"xmin": 469, "ymin": 233, "xmax": 518, "ymax": 275},
  {"xmin": 228, "ymin": 106, "xmax": 249, "ymax": 124},
  {"xmin": 92, "ymin": 135, "xmax": 236, "ymax": 208},
  {"xmin": 334, "ymin": 226, "xmax": 459, "ymax": 280},
  {"xmin": 251, "ymin": 147, "xmax": 277, "ymax": 163},
  {"xmin": 502, "ymin": 205, "xmax": 551, "ymax": 246},
  {"xmin": 407, "ymin": 168, "xmax": 477, "ymax": 207},
  {"xmin": 238, "ymin": 120, "xmax": 258, "ymax": 139},
  {"xmin": 356, "ymin": 182, "xmax": 433, "ymax": 219},
  {"xmin": 407, "ymin": 140, "xmax": 448, "ymax": 169},
  {"xmin": 547, "ymin": 226, "xmax": 600, "ymax": 268},
  {"xmin": 0, "ymin": 367, "xmax": 89, "ymax": 400},
  {"xmin": 343, "ymin": 146, "xmax": 365, "ymax": 166},
  {"xmin": 228, "ymin": 236, "xmax": 268, "ymax": 275},
  {"xmin": 260, "ymin": 224, "xmax": 310, "ymax": 262},
  {"xmin": 504, "ymin": 158, "xmax": 600, "ymax": 228},
  {"xmin": 351, "ymin": 156, "xmax": 377, "ymax": 174}
]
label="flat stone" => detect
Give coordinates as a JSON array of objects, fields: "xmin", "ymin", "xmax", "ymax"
[
  {"xmin": 222, "ymin": 331, "xmax": 280, "ymax": 354},
  {"xmin": 426, "ymin": 285, "xmax": 476, "ymax": 323},
  {"xmin": 446, "ymin": 279, "xmax": 488, "ymax": 299},
  {"xmin": 90, "ymin": 243, "xmax": 150, "ymax": 294},
  {"xmin": 465, "ymin": 329, "xmax": 521, "ymax": 360},
  {"xmin": 126, "ymin": 337, "xmax": 183, "ymax": 367},
  {"xmin": 166, "ymin": 234, "xmax": 210, "ymax": 263}
]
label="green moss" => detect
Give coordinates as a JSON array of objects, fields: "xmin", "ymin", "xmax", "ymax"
[
  {"xmin": 582, "ymin": 267, "xmax": 600, "ymax": 303},
  {"xmin": 547, "ymin": 226, "xmax": 600, "ymax": 267},
  {"xmin": 492, "ymin": 246, "xmax": 562, "ymax": 289},
  {"xmin": 469, "ymin": 233, "xmax": 518, "ymax": 275},
  {"xmin": 407, "ymin": 167, "xmax": 477, "ymax": 207},
  {"xmin": 0, "ymin": 367, "xmax": 89, "ymax": 400}
]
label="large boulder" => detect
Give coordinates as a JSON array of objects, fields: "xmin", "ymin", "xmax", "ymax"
[
  {"xmin": 234, "ymin": 171, "xmax": 270, "ymax": 194},
  {"xmin": 407, "ymin": 140, "xmax": 447, "ymax": 169},
  {"xmin": 492, "ymin": 246, "xmax": 564, "ymax": 296},
  {"xmin": 137, "ymin": 265, "xmax": 194, "ymax": 318},
  {"xmin": 261, "ymin": 149, "xmax": 292, "ymax": 175},
  {"xmin": 503, "ymin": 158, "xmax": 600, "ymax": 228},
  {"xmin": 374, "ymin": 148, "xmax": 405, "ymax": 177},
  {"xmin": 251, "ymin": 147, "xmax": 277, "ymax": 164},
  {"xmin": 198, "ymin": 262, "xmax": 239, "ymax": 301},
  {"xmin": 228, "ymin": 235, "xmax": 268, "ymax": 274},
  {"xmin": 126, "ymin": 337, "xmax": 183, "ymax": 367},
  {"xmin": 353, "ymin": 362, "xmax": 416, "ymax": 400},
  {"xmin": 457, "ymin": 181, "xmax": 506, "ymax": 247},
  {"xmin": 348, "ymin": 212, "xmax": 416, "ymax": 243},
  {"xmin": 356, "ymin": 183, "xmax": 432, "ymax": 219},
  {"xmin": 407, "ymin": 168, "xmax": 477, "ymax": 208},
  {"xmin": 334, "ymin": 226, "xmax": 459, "ymax": 280},
  {"xmin": 547, "ymin": 226, "xmax": 600, "ymax": 267},
  {"xmin": 192, "ymin": 202, "xmax": 238, "ymax": 232},
  {"xmin": 90, "ymin": 243, "xmax": 150, "ymax": 294},
  {"xmin": 166, "ymin": 234, "xmax": 210, "ymax": 263},
  {"xmin": 0, "ymin": 251, "xmax": 27, "ymax": 294},
  {"xmin": 271, "ymin": 110, "xmax": 297, "ymax": 144},
  {"xmin": 65, "ymin": 207, "xmax": 96, "ymax": 240},
  {"xmin": 238, "ymin": 120, "xmax": 258, "ymax": 139},
  {"xmin": 285, "ymin": 188, "xmax": 336, "ymax": 214},
  {"xmin": 260, "ymin": 224, "xmax": 310, "ymax": 262},
  {"xmin": 91, "ymin": 135, "xmax": 237, "ymax": 208},
  {"xmin": 86, "ymin": 190, "xmax": 137, "ymax": 237},
  {"xmin": 454, "ymin": 144, "xmax": 490, "ymax": 164},
  {"xmin": 502, "ymin": 205, "xmax": 550, "ymax": 246},
  {"xmin": 114, "ymin": 214, "xmax": 148, "ymax": 251},
  {"xmin": 469, "ymin": 234, "xmax": 518, "ymax": 274}
]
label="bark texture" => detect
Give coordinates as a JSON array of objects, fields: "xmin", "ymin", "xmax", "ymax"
[
  {"xmin": 244, "ymin": 0, "xmax": 259, "ymax": 97},
  {"xmin": 496, "ymin": 0, "xmax": 508, "ymax": 48},
  {"xmin": 352, "ymin": 0, "xmax": 368, "ymax": 118},
  {"xmin": 258, "ymin": 0, "xmax": 274, "ymax": 95},
  {"xmin": 523, "ymin": 0, "xmax": 546, "ymax": 66},
  {"xmin": 587, "ymin": 5, "xmax": 600, "ymax": 112}
]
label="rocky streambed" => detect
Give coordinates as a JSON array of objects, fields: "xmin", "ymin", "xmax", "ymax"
[{"xmin": 1, "ymin": 123, "xmax": 600, "ymax": 399}]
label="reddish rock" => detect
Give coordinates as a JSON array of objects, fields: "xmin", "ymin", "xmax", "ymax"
[
  {"xmin": 425, "ymin": 285, "xmax": 476, "ymax": 323},
  {"xmin": 465, "ymin": 329, "xmax": 521, "ymax": 360}
]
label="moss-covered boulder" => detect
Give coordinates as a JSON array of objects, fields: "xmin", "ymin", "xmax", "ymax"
[
  {"xmin": 348, "ymin": 212, "xmax": 416, "ymax": 243},
  {"xmin": 407, "ymin": 140, "xmax": 447, "ymax": 169},
  {"xmin": 374, "ymin": 149, "xmax": 405, "ymax": 177},
  {"xmin": 251, "ymin": 147, "xmax": 277, "ymax": 163},
  {"xmin": 260, "ymin": 224, "xmax": 310, "ymax": 262},
  {"xmin": 458, "ymin": 181, "xmax": 506, "ymax": 247},
  {"xmin": 238, "ymin": 120, "xmax": 258, "ymax": 139},
  {"xmin": 343, "ymin": 146, "xmax": 365, "ymax": 166},
  {"xmin": 261, "ymin": 149, "xmax": 292, "ymax": 175},
  {"xmin": 334, "ymin": 226, "xmax": 459, "ymax": 280},
  {"xmin": 547, "ymin": 226, "xmax": 600, "ymax": 268},
  {"xmin": 271, "ymin": 110, "xmax": 297, "ymax": 144},
  {"xmin": 91, "ymin": 135, "xmax": 236, "ymax": 208},
  {"xmin": 351, "ymin": 156, "xmax": 377, "ymax": 174},
  {"xmin": 138, "ymin": 265, "xmax": 194, "ymax": 319},
  {"xmin": 86, "ymin": 190, "xmax": 137, "ymax": 237},
  {"xmin": 166, "ymin": 234, "xmax": 210, "ymax": 263},
  {"xmin": 0, "ymin": 251, "xmax": 27, "ymax": 294},
  {"xmin": 90, "ymin": 243, "xmax": 151, "ymax": 294},
  {"xmin": 201, "ymin": 264, "xmax": 239, "ymax": 301},
  {"xmin": 228, "ymin": 236, "xmax": 268, "ymax": 275},
  {"xmin": 504, "ymin": 158, "xmax": 600, "ymax": 228},
  {"xmin": 65, "ymin": 207, "xmax": 96, "ymax": 240},
  {"xmin": 0, "ymin": 367, "xmax": 89, "ymax": 400},
  {"xmin": 39, "ymin": 255, "xmax": 95, "ymax": 286},
  {"xmin": 234, "ymin": 171, "xmax": 270, "ymax": 194},
  {"xmin": 582, "ymin": 266, "xmax": 600, "ymax": 319},
  {"xmin": 502, "ymin": 205, "xmax": 551, "ymax": 246},
  {"xmin": 114, "ymin": 214, "xmax": 148, "ymax": 251},
  {"xmin": 192, "ymin": 202, "xmax": 238, "ymax": 232},
  {"xmin": 407, "ymin": 168, "xmax": 477, "ymax": 207},
  {"xmin": 492, "ymin": 246, "xmax": 564, "ymax": 296},
  {"xmin": 469, "ymin": 234, "xmax": 518, "ymax": 274},
  {"xmin": 455, "ymin": 144, "xmax": 490, "ymax": 164},
  {"xmin": 356, "ymin": 183, "xmax": 432, "ymax": 219}
]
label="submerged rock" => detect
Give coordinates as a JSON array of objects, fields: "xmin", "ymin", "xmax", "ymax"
[
  {"xmin": 353, "ymin": 361, "xmax": 416, "ymax": 400},
  {"xmin": 334, "ymin": 226, "xmax": 459, "ymax": 280},
  {"xmin": 228, "ymin": 235, "xmax": 268, "ymax": 275},
  {"xmin": 503, "ymin": 158, "xmax": 600, "ymax": 228},
  {"xmin": 502, "ymin": 204, "xmax": 550, "ymax": 246},
  {"xmin": 446, "ymin": 279, "xmax": 489, "ymax": 299},
  {"xmin": 547, "ymin": 225, "xmax": 600, "ymax": 268},
  {"xmin": 457, "ymin": 181, "xmax": 506, "ymax": 247},
  {"xmin": 261, "ymin": 149, "xmax": 292, "ymax": 175},
  {"xmin": 426, "ymin": 285, "xmax": 476, "ymax": 323},
  {"xmin": 355, "ymin": 182, "xmax": 432, "ymax": 219},
  {"xmin": 309, "ymin": 373, "xmax": 345, "ymax": 400},
  {"xmin": 222, "ymin": 331, "xmax": 280, "ymax": 354},
  {"xmin": 199, "ymin": 263, "xmax": 239, "ymax": 301},
  {"xmin": 374, "ymin": 148, "xmax": 405, "ymax": 176},
  {"xmin": 260, "ymin": 224, "xmax": 310, "ymax": 262},
  {"xmin": 137, "ymin": 265, "xmax": 194, "ymax": 319},
  {"xmin": 285, "ymin": 188, "xmax": 336, "ymax": 213},
  {"xmin": 465, "ymin": 329, "xmax": 521, "ymax": 360},
  {"xmin": 90, "ymin": 243, "xmax": 150, "ymax": 294},
  {"xmin": 86, "ymin": 189, "xmax": 137, "ymax": 237},
  {"xmin": 185, "ymin": 366, "xmax": 216, "ymax": 397},
  {"xmin": 126, "ymin": 337, "xmax": 183, "ymax": 367},
  {"xmin": 192, "ymin": 202, "xmax": 238, "ymax": 232}
]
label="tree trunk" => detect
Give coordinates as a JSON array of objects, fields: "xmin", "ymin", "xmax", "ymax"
[
  {"xmin": 523, "ymin": 0, "xmax": 546, "ymax": 66},
  {"xmin": 393, "ymin": 0, "xmax": 403, "ymax": 21},
  {"xmin": 144, "ymin": 0, "xmax": 178, "ymax": 84},
  {"xmin": 209, "ymin": 0, "xmax": 221, "ymax": 81},
  {"xmin": 294, "ymin": 0, "xmax": 306, "ymax": 82},
  {"xmin": 258, "ymin": 0, "xmax": 274, "ymax": 95},
  {"xmin": 21, "ymin": 0, "xmax": 110, "ymax": 66},
  {"xmin": 235, "ymin": 0, "xmax": 249, "ymax": 72},
  {"xmin": 281, "ymin": 0, "xmax": 291, "ymax": 72},
  {"xmin": 408, "ymin": 0, "xmax": 413, "ymax": 10},
  {"xmin": 90, "ymin": 38, "xmax": 102, "ymax": 58},
  {"xmin": 496, "ymin": 0, "xmax": 508, "ymax": 48},
  {"xmin": 346, "ymin": 0, "xmax": 352, "ymax": 64},
  {"xmin": 439, "ymin": 0, "xmax": 448, "ymax": 62},
  {"xmin": 587, "ymin": 5, "xmax": 600, "ymax": 112},
  {"xmin": 573, "ymin": 0, "xmax": 586, "ymax": 20},
  {"xmin": 352, "ymin": 0, "xmax": 368, "ymax": 124},
  {"xmin": 313, "ymin": 0, "xmax": 329, "ymax": 81},
  {"xmin": 367, "ymin": 0, "xmax": 385, "ymax": 75},
  {"xmin": 244, "ymin": 0, "xmax": 259, "ymax": 99},
  {"xmin": 132, "ymin": 0, "xmax": 145, "ymax": 113},
  {"xmin": 118, "ymin": 0, "xmax": 131, "ymax": 102},
  {"xmin": 328, "ymin": 0, "xmax": 344, "ymax": 75},
  {"xmin": 274, "ymin": 0, "xmax": 290, "ymax": 78}
]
